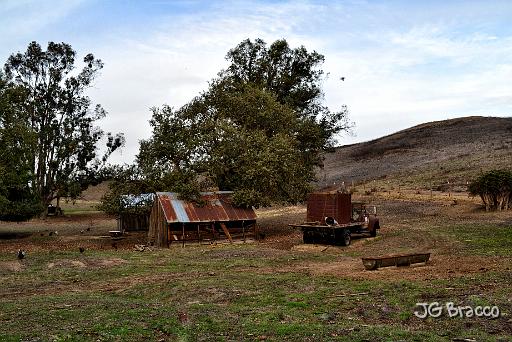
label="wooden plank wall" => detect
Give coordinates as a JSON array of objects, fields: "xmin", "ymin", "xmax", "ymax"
[
  {"xmin": 148, "ymin": 200, "xmax": 168, "ymax": 247},
  {"xmin": 120, "ymin": 213, "xmax": 150, "ymax": 231}
]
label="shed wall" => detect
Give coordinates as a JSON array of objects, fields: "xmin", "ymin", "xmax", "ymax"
[
  {"xmin": 119, "ymin": 213, "xmax": 150, "ymax": 231},
  {"xmin": 148, "ymin": 200, "xmax": 168, "ymax": 247}
]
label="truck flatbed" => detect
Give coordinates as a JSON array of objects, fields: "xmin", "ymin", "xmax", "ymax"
[{"xmin": 289, "ymin": 222, "xmax": 364, "ymax": 229}]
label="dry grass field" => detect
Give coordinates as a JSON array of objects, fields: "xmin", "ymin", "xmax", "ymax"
[
  {"xmin": 0, "ymin": 190, "xmax": 511, "ymax": 341},
  {"xmin": 319, "ymin": 116, "xmax": 512, "ymax": 190}
]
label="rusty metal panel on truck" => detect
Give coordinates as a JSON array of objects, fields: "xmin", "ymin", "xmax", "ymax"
[{"xmin": 307, "ymin": 192, "xmax": 352, "ymax": 224}]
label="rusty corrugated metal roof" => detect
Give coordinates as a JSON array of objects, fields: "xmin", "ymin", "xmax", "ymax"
[{"xmin": 156, "ymin": 191, "xmax": 257, "ymax": 223}]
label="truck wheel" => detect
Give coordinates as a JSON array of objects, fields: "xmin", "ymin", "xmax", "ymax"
[
  {"xmin": 339, "ymin": 229, "xmax": 351, "ymax": 246},
  {"xmin": 303, "ymin": 231, "xmax": 314, "ymax": 244}
]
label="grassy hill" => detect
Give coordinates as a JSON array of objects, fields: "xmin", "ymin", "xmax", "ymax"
[{"xmin": 319, "ymin": 116, "xmax": 512, "ymax": 191}]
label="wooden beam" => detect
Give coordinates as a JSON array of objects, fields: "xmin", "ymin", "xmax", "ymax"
[
  {"xmin": 220, "ymin": 223, "xmax": 233, "ymax": 243},
  {"xmin": 212, "ymin": 223, "xmax": 216, "ymax": 242},
  {"xmin": 182, "ymin": 223, "xmax": 185, "ymax": 248}
]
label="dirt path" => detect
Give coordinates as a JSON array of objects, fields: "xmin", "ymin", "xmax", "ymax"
[
  {"xmin": 256, "ymin": 198, "xmax": 512, "ymax": 281},
  {"xmin": 260, "ymin": 254, "xmax": 512, "ymax": 281}
]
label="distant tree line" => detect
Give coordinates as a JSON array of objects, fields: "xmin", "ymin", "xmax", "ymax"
[{"xmin": 469, "ymin": 169, "xmax": 512, "ymax": 211}]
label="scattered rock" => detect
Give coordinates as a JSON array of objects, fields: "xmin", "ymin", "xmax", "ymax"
[{"xmin": 178, "ymin": 311, "xmax": 189, "ymax": 324}]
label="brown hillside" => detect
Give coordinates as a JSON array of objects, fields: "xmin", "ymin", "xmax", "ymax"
[{"xmin": 319, "ymin": 116, "xmax": 512, "ymax": 190}]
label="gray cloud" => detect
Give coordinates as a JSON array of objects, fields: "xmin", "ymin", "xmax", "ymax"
[{"xmin": 2, "ymin": 0, "xmax": 512, "ymax": 164}]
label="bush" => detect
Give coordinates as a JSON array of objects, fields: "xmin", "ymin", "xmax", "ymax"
[
  {"xmin": 468, "ymin": 169, "xmax": 512, "ymax": 211},
  {"xmin": 0, "ymin": 194, "xmax": 43, "ymax": 221}
]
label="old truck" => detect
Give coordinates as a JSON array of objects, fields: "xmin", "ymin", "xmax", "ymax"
[{"xmin": 290, "ymin": 192, "xmax": 380, "ymax": 246}]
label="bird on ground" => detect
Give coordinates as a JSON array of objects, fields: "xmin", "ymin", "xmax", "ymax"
[
  {"xmin": 17, "ymin": 249, "xmax": 25, "ymax": 260},
  {"xmin": 79, "ymin": 247, "xmax": 85, "ymax": 254}
]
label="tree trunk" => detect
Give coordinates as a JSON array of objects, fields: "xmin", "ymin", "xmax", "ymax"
[
  {"xmin": 497, "ymin": 194, "xmax": 504, "ymax": 211},
  {"xmin": 483, "ymin": 194, "xmax": 491, "ymax": 211}
]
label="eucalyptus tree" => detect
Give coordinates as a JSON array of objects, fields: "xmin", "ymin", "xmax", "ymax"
[{"xmin": 2, "ymin": 41, "xmax": 123, "ymax": 217}]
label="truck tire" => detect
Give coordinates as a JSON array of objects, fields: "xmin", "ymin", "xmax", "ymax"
[
  {"xmin": 336, "ymin": 229, "xmax": 351, "ymax": 246},
  {"xmin": 303, "ymin": 230, "xmax": 314, "ymax": 244}
]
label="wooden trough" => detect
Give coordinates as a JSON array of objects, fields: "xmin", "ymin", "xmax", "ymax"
[{"xmin": 362, "ymin": 252, "xmax": 430, "ymax": 271}]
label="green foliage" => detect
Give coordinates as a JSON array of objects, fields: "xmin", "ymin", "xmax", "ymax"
[
  {"xmin": 0, "ymin": 193, "xmax": 43, "ymax": 222},
  {"xmin": 468, "ymin": 169, "xmax": 512, "ymax": 211},
  {"xmin": 97, "ymin": 166, "xmax": 154, "ymax": 216},
  {"xmin": 131, "ymin": 38, "xmax": 351, "ymax": 208},
  {"xmin": 0, "ymin": 74, "xmax": 42, "ymax": 220},
  {"xmin": 1, "ymin": 41, "xmax": 124, "ymax": 219}
]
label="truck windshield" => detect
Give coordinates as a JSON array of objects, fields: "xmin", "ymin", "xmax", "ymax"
[{"xmin": 365, "ymin": 205, "xmax": 377, "ymax": 215}]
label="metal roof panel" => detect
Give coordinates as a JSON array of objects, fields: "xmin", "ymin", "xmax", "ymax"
[{"xmin": 155, "ymin": 191, "xmax": 256, "ymax": 223}]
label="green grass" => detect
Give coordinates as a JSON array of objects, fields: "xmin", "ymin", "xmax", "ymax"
[
  {"xmin": 442, "ymin": 223, "xmax": 512, "ymax": 256},
  {"xmin": 1, "ymin": 244, "xmax": 510, "ymax": 341}
]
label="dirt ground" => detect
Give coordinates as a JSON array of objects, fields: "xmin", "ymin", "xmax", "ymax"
[
  {"xmin": 0, "ymin": 212, "xmax": 136, "ymax": 253},
  {"xmin": 2, "ymin": 193, "xmax": 509, "ymax": 282},
  {"xmin": 255, "ymin": 194, "xmax": 512, "ymax": 281}
]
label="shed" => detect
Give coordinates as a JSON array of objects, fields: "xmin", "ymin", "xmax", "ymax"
[
  {"xmin": 117, "ymin": 194, "xmax": 155, "ymax": 232},
  {"xmin": 148, "ymin": 191, "xmax": 257, "ymax": 247}
]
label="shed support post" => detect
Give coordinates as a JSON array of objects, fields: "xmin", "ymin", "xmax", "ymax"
[
  {"xmin": 167, "ymin": 225, "xmax": 171, "ymax": 247},
  {"xmin": 242, "ymin": 221, "xmax": 246, "ymax": 243},
  {"xmin": 182, "ymin": 223, "xmax": 185, "ymax": 248}
]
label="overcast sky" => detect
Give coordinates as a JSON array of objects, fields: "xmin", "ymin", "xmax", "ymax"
[{"xmin": 1, "ymin": 0, "xmax": 512, "ymax": 164}]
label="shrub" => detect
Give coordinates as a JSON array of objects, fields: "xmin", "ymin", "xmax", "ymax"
[{"xmin": 468, "ymin": 169, "xmax": 512, "ymax": 211}]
